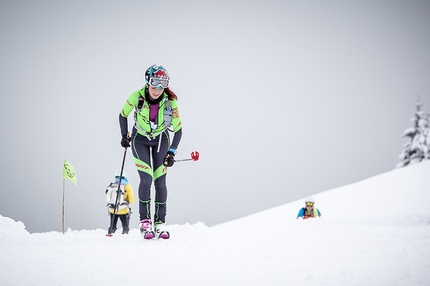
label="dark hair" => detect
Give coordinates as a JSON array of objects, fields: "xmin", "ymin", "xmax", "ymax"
[{"xmin": 164, "ymin": 87, "xmax": 178, "ymax": 100}]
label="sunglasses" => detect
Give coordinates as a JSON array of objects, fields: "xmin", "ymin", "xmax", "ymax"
[
  {"xmin": 306, "ymin": 203, "xmax": 314, "ymax": 207},
  {"xmin": 148, "ymin": 77, "xmax": 170, "ymax": 89}
]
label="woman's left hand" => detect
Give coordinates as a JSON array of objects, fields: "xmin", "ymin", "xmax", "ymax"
[{"xmin": 163, "ymin": 152, "xmax": 175, "ymax": 167}]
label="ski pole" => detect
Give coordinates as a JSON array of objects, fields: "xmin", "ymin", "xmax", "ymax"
[
  {"xmin": 174, "ymin": 151, "xmax": 200, "ymax": 162},
  {"xmin": 109, "ymin": 147, "xmax": 128, "ymax": 233}
]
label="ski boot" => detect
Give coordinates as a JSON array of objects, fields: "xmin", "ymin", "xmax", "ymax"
[
  {"xmin": 140, "ymin": 219, "xmax": 155, "ymax": 239},
  {"xmin": 106, "ymin": 227, "xmax": 116, "ymax": 237},
  {"xmin": 155, "ymin": 222, "xmax": 170, "ymax": 239}
]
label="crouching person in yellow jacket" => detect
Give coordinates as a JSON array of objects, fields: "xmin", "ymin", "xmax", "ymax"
[{"xmin": 106, "ymin": 170, "xmax": 135, "ymax": 236}]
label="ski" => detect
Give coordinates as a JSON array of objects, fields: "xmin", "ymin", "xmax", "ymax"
[
  {"xmin": 140, "ymin": 230, "xmax": 170, "ymax": 240},
  {"xmin": 156, "ymin": 230, "xmax": 170, "ymax": 239}
]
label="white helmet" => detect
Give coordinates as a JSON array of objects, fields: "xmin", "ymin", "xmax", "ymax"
[
  {"xmin": 114, "ymin": 169, "xmax": 127, "ymax": 178},
  {"xmin": 305, "ymin": 196, "xmax": 315, "ymax": 204}
]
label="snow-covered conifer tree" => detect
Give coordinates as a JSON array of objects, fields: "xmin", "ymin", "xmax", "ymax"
[{"xmin": 397, "ymin": 99, "xmax": 430, "ymax": 168}]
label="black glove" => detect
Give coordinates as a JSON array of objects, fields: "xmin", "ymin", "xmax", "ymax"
[
  {"xmin": 163, "ymin": 148, "xmax": 176, "ymax": 167},
  {"xmin": 121, "ymin": 133, "xmax": 130, "ymax": 148}
]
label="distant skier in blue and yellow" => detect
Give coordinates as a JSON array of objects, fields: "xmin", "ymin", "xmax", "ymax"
[{"xmin": 297, "ymin": 197, "xmax": 321, "ymax": 219}]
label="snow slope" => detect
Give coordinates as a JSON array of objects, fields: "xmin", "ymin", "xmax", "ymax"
[{"xmin": 1, "ymin": 161, "xmax": 430, "ymax": 285}]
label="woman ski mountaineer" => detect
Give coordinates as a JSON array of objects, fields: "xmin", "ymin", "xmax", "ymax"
[{"xmin": 119, "ymin": 64, "xmax": 182, "ymax": 239}]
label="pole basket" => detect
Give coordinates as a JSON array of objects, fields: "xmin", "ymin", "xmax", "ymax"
[{"xmin": 190, "ymin": 151, "xmax": 200, "ymax": 161}]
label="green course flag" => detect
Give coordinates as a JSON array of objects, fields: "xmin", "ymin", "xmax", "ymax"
[{"xmin": 62, "ymin": 160, "xmax": 77, "ymax": 186}]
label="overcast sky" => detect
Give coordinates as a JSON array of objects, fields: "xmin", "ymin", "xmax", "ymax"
[{"xmin": 1, "ymin": 0, "xmax": 429, "ymax": 233}]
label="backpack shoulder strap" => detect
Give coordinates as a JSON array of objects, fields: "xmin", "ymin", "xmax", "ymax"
[
  {"xmin": 133, "ymin": 93, "xmax": 145, "ymax": 123},
  {"xmin": 137, "ymin": 95, "xmax": 145, "ymax": 110},
  {"xmin": 313, "ymin": 208, "xmax": 319, "ymax": 217},
  {"xmin": 163, "ymin": 99, "xmax": 173, "ymax": 129},
  {"xmin": 105, "ymin": 182, "xmax": 113, "ymax": 194}
]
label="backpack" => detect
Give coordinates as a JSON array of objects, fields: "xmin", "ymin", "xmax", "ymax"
[
  {"xmin": 105, "ymin": 183, "xmax": 128, "ymax": 211},
  {"xmin": 135, "ymin": 95, "xmax": 173, "ymax": 130}
]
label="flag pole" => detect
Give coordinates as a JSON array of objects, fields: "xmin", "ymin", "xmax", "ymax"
[
  {"xmin": 62, "ymin": 159, "xmax": 77, "ymax": 235},
  {"xmin": 62, "ymin": 178, "xmax": 65, "ymax": 235}
]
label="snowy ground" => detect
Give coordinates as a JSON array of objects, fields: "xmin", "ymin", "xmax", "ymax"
[{"xmin": 1, "ymin": 161, "xmax": 430, "ymax": 285}]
